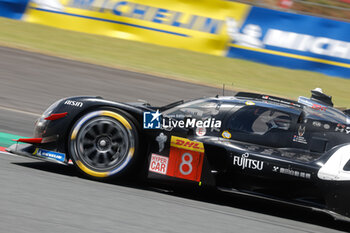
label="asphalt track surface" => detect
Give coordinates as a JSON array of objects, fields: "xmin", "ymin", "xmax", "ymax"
[{"xmin": 0, "ymin": 46, "xmax": 349, "ymax": 233}]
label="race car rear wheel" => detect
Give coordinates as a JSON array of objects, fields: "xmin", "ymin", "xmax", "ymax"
[{"xmin": 68, "ymin": 109, "xmax": 139, "ymax": 179}]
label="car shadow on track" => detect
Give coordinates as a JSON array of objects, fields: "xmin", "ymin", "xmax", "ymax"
[
  {"xmin": 13, "ymin": 161, "xmax": 350, "ymax": 232},
  {"xmin": 13, "ymin": 161, "xmax": 78, "ymax": 177}
]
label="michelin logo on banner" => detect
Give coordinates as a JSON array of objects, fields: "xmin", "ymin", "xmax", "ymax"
[
  {"xmin": 31, "ymin": 0, "xmax": 63, "ymax": 11},
  {"xmin": 24, "ymin": 0, "xmax": 248, "ymax": 56},
  {"xmin": 226, "ymin": 7, "xmax": 350, "ymax": 78},
  {"xmin": 68, "ymin": 0, "xmax": 224, "ymax": 34},
  {"xmin": 227, "ymin": 17, "xmax": 350, "ymax": 60},
  {"xmin": 227, "ymin": 18, "xmax": 263, "ymax": 49}
]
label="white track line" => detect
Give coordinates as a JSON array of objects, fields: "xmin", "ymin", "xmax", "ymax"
[
  {"xmin": 0, "ymin": 105, "xmax": 41, "ymax": 117},
  {"xmin": 0, "ymin": 150, "xmax": 19, "ymax": 157}
]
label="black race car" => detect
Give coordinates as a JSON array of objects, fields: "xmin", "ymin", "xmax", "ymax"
[{"xmin": 8, "ymin": 89, "xmax": 350, "ymax": 220}]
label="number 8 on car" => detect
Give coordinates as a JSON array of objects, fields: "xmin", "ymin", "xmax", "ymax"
[{"xmin": 166, "ymin": 136, "xmax": 204, "ymax": 182}]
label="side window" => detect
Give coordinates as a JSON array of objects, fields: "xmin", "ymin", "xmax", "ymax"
[
  {"xmin": 344, "ymin": 160, "xmax": 350, "ymax": 171},
  {"xmin": 228, "ymin": 106, "xmax": 292, "ymax": 135}
]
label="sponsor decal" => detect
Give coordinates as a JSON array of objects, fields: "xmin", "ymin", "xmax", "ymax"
[
  {"xmin": 262, "ymin": 95, "xmax": 301, "ymax": 107},
  {"xmin": 293, "ymin": 135, "xmax": 307, "ymax": 144},
  {"xmin": 233, "ymin": 153, "xmax": 264, "ymax": 170},
  {"xmin": 324, "ymin": 124, "xmax": 330, "ymax": 130},
  {"xmin": 312, "ymin": 103, "xmax": 327, "ymax": 111},
  {"xmin": 166, "ymin": 136, "xmax": 205, "ymax": 182},
  {"xmin": 245, "ymin": 101, "xmax": 255, "ymax": 106},
  {"xmin": 33, "ymin": 148, "xmax": 65, "ymax": 162},
  {"xmin": 272, "ymin": 166, "xmax": 311, "ymax": 179},
  {"xmin": 64, "ymin": 100, "xmax": 83, "ymax": 107},
  {"xmin": 262, "ymin": 149, "xmax": 275, "ymax": 155},
  {"xmin": 149, "ymin": 154, "xmax": 168, "ymax": 175},
  {"xmin": 281, "ymin": 151, "xmax": 296, "ymax": 158},
  {"xmin": 155, "ymin": 133, "xmax": 167, "ymax": 152},
  {"xmin": 345, "ymin": 126, "xmax": 350, "ymax": 134},
  {"xmin": 181, "ymin": 108, "xmax": 204, "ymax": 117},
  {"xmin": 247, "ymin": 145, "xmax": 259, "ymax": 151},
  {"xmin": 272, "ymin": 166, "xmax": 279, "ymax": 172},
  {"xmin": 298, "ymin": 97, "xmax": 313, "ymax": 107},
  {"xmin": 298, "ymin": 126, "xmax": 305, "ymax": 136},
  {"xmin": 298, "ymin": 97, "xmax": 327, "ymax": 111},
  {"xmin": 335, "ymin": 124, "xmax": 350, "ymax": 134},
  {"xmin": 312, "ymin": 121, "xmax": 322, "ymax": 127},
  {"xmin": 195, "ymin": 127, "xmax": 206, "ymax": 136},
  {"xmin": 222, "ymin": 130, "xmax": 231, "ymax": 139},
  {"xmin": 293, "ymin": 126, "xmax": 307, "ymax": 144},
  {"xmin": 143, "ymin": 110, "xmax": 162, "ymax": 129},
  {"xmin": 211, "ymin": 127, "xmax": 221, "ymax": 132},
  {"xmin": 170, "ymin": 136, "xmax": 204, "ymax": 153}
]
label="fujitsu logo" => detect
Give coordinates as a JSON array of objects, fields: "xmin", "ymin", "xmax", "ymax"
[{"xmin": 233, "ymin": 153, "xmax": 264, "ymax": 170}]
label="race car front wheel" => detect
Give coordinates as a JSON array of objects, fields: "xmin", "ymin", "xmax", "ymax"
[{"xmin": 68, "ymin": 109, "xmax": 139, "ymax": 179}]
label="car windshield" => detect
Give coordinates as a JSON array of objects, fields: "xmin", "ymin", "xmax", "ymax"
[
  {"xmin": 229, "ymin": 106, "xmax": 292, "ymax": 135},
  {"xmin": 162, "ymin": 99, "xmax": 221, "ymax": 120}
]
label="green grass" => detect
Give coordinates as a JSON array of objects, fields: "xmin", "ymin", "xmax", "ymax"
[{"xmin": 1, "ymin": 17, "xmax": 350, "ymax": 107}]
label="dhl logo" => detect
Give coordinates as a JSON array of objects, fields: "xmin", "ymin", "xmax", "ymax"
[
  {"xmin": 312, "ymin": 103, "xmax": 327, "ymax": 111},
  {"xmin": 170, "ymin": 136, "xmax": 204, "ymax": 153}
]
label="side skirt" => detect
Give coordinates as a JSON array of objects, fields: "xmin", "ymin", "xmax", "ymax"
[{"xmin": 217, "ymin": 187, "xmax": 350, "ymax": 222}]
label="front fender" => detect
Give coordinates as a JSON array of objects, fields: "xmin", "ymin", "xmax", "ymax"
[{"xmin": 34, "ymin": 96, "xmax": 147, "ymax": 153}]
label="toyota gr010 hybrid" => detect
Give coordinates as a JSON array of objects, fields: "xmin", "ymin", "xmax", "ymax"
[{"xmin": 7, "ymin": 89, "xmax": 350, "ymax": 220}]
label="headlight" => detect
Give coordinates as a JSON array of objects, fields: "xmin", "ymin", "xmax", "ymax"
[
  {"xmin": 42, "ymin": 99, "xmax": 64, "ymax": 119},
  {"xmin": 34, "ymin": 99, "xmax": 64, "ymax": 137}
]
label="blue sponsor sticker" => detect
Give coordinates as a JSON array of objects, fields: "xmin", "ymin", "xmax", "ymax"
[
  {"xmin": 143, "ymin": 110, "xmax": 162, "ymax": 129},
  {"xmin": 33, "ymin": 148, "xmax": 65, "ymax": 162}
]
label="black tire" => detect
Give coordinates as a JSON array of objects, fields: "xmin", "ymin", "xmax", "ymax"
[{"xmin": 68, "ymin": 109, "xmax": 139, "ymax": 179}]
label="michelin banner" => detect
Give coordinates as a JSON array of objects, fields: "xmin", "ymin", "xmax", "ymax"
[
  {"xmin": 24, "ymin": 0, "xmax": 250, "ymax": 56},
  {"xmin": 0, "ymin": 0, "xmax": 29, "ymax": 19},
  {"xmin": 226, "ymin": 6, "xmax": 350, "ymax": 79},
  {"xmin": 3, "ymin": 1, "xmax": 350, "ymax": 78}
]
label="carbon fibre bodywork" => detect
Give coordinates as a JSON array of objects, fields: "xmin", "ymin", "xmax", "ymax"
[{"xmin": 8, "ymin": 91, "xmax": 350, "ymax": 220}]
